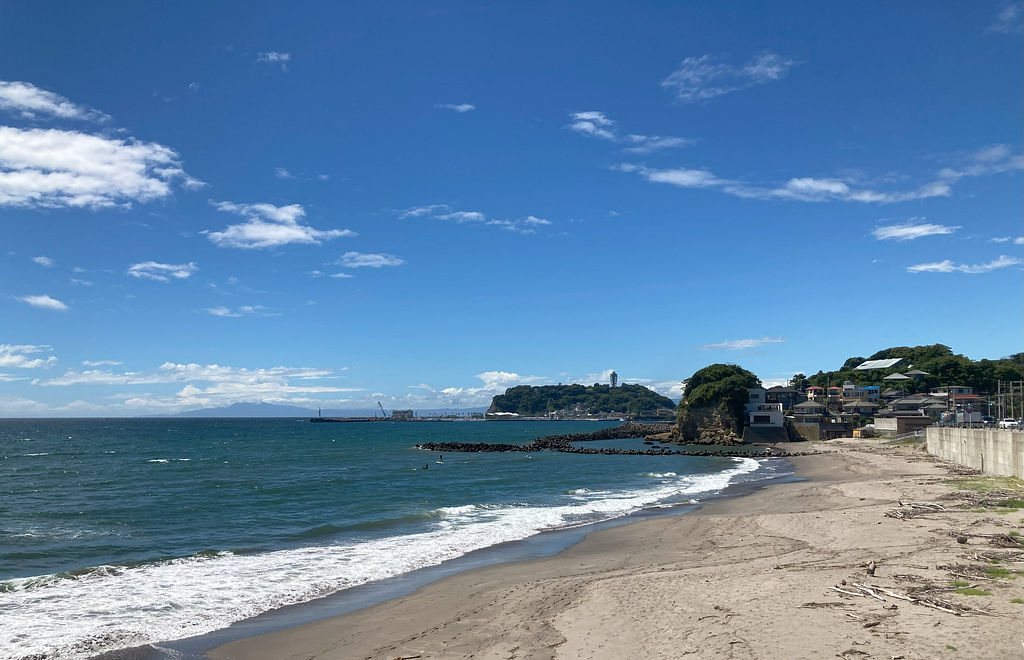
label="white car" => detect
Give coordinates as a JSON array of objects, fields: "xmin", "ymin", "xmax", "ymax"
[{"xmin": 998, "ymin": 418, "xmax": 1019, "ymax": 430}]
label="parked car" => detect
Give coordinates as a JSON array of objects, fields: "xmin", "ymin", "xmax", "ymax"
[
  {"xmin": 981, "ymin": 416, "xmax": 996, "ymax": 426},
  {"xmin": 998, "ymin": 418, "xmax": 1019, "ymax": 430}
]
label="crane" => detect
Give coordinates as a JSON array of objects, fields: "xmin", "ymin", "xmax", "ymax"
[{"xmin": 377, "ymin": 402, "xmax": 390, "ymax": 419}]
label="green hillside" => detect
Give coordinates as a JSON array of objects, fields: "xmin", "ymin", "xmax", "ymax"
[
  {"xmin": 489, "ymin": 383, "xmax": 676, "ymax": 416},
  {"xmin": 800, "ymin": 344, "xmax": 1023, "ymax": 394}
]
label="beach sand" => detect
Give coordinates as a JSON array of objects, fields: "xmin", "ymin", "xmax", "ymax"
[{"xmin": 208, "ymin": 440, "xmax": 1023, "ymax": 660}]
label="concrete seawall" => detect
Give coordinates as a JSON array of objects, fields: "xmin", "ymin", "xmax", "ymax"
[{"xmin": 926, "ymin": 427, "xmax": 1024, "ymax": 479}]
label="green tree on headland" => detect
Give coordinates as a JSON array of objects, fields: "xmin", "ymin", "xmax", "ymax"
[
  {"xmin": 807, "ymin": 344, "xmax": 1023, "ymax": 394},
  {"xmin": 674, "ymin": 364, "xmax": 759, "ymax": 440},
  {"xmin": 489, "ymin": 383, "xmax": 675, "ymax": 417}
]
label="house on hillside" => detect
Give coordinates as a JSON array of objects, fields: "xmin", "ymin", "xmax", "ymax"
[
  {"xmin": 855, "ymin": 358, "xmax": 909, "ymax": 371},
  {"xmin": 766, "ymin": 386, "xmax": 806, "ymax": 411},
  {"xmin": 841, "ymin": 381, "xmax": 881, "ymax": 403},
  {"xmin": 793, "ymin": 400, "xmax": 827, "ymax": 424},
  {"xmin": 745, "ymin": 387, "xmax": 784, "ymax": 427},
  {"xmin": 842, "ymin": 400, "xmax": 880, "ymax": 416},
  {"xmin": 805, "ymin": 385, "xmax": 826, "ymax": 402}
]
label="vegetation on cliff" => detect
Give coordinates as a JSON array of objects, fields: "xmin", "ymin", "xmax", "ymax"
[
  {"xmin": 674, "ymin": 364, "xmax": 760, "ymax": 442},
  {"xmin": 488, "ymin": 383, "xmax": 675, "ymax": 417},
  {"xmin": 802, "ymin": 344, "xmax": 1024, "ymax": 393}
]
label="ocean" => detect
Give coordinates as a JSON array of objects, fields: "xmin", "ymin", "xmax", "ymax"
[{"xmin": 0, "ymin": 418, "xmax": 790, "ymax": 660}]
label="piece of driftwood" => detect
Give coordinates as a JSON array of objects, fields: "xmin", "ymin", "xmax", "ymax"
[
  {"xmin": 830, "ymin": 586, "xmax": 866, "ymax": 597},
  {"xmin": 851, "ymin": 583, "xmax": 887, "ymax": 601},
  {"xmin": 867, "ymin": 585, "xmax": 917, "ymax": 602},
  {"xmin": 898, "ymin": 500, "xmax": 946, "ymax": 511}
]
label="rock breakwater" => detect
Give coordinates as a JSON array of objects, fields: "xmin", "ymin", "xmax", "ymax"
[{"xmin": 417, "ymin": 422, "xmax": 813, "ymax": 457}]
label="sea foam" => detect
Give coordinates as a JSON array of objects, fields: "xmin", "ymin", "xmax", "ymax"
[{"xmin": 0, "ymin": 457, "xmax": 760, "ymax": 660}]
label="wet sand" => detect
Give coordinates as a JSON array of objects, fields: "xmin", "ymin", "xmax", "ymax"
[{"xmin": 209, "ymin": 440, "xmax": 1023, "ymax": 660}]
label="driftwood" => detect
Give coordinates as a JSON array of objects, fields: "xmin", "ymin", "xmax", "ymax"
[
  {"xmin": 898, "ymin": 500, "xmax": 946, "ymax": 511},
  {"xmin": 830, "ymin": 586, "xmax": 866, "ymax": 597},
  {"xmin": 851, "ymin": 583, "xmax": 886, "ymax": 601}
]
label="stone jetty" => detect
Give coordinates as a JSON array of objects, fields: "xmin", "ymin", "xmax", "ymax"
[{"xmin": 416, "ymin": 421, "xmax": 813, "ymax": 458}]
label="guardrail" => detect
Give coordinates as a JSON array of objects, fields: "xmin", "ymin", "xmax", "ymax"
[{"xmin": 886, "ymin": 430, "xmax": 928, "ymax": 443}]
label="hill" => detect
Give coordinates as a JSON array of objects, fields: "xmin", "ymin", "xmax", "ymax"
[
  {"xmin": 488, "ymin": 383, "xmax": 675, "ymax": 417},
  {"xmin": 801, "ymin": 344, "xmax": 1024, "ymax": 394}
]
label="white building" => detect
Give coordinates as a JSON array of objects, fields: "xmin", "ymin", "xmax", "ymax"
[{"xmin": 745, "ymin": 387, "xmax": 784, "ymax": 427}]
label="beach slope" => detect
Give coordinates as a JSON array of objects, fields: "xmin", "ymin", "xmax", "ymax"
[{"xmin": 209, "ymin": 440, "xmax": 1023, "ymax": 660}]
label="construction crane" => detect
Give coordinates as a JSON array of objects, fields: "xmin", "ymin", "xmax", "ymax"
[{"xmin": 377, "ymin": 402, "xmax": 390, "ymax": 419}]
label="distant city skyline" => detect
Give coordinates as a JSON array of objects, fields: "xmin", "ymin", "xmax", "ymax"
[{"xmin": 1, "ymin": 2, "xmax": 1022, "ymax": 416}]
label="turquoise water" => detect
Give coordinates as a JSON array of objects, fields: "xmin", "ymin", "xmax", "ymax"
[{"xmin": 0, "ymin": 419, "xmax": 781, "ymax": 660}]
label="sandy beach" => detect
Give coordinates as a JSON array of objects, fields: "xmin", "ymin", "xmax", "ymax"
[{"xmin": 208, "ymin": 440, "xmax": 1023, "ymax": 660}]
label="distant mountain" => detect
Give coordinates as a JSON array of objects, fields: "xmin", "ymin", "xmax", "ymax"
[{"xmin": 147, "ymin": 402, "xmax": 489, "ymax": 418}]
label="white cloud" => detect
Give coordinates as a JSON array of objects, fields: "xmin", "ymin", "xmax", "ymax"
[
  {"xmin": 17, "ymin": 294, "xmax": 69, "ymax": 311},
  {"xmin": 660, "ymin": 51, "xmax": 797, "ymax": 103},
  {"xmin": 398, "ymin": 205, "xmax": 553, "ymax": 234},
  {"xmin": 935, "ymin": 144, "xmax": 1024, "ymax": 181},
  {"xmin": 699, "ymin": 337, "xmax": 786, "ymax": 351},
  {"xmin": 69, "ymin": 278, "xmax": 91, "ymax": 286},
  {"xmin": 436, "ymin": 103, "xmax": 475, "ymax": 112},
  {"xmin": 256, "ymin": 52, "xmax": 291, "ymax": 71},
  {"xmin": 0, "ymin": 80, "xmax": 110, "ymax": 122},
  {"xmin": 337, "ymin": 252, "xmax": 405, "ymax": 268},
  {"xmin": 987, "ymin": 2, "xmax": 1023, "ymax": 33},
  {"xmin": 31, "ymin": 255, "xmax": 55, "ymax": 267},
  {"xmin": 0, "ymin": 126, "xmax": 203, "ymax": 210},
  {"xmin": 275, "ymin": 167, "xmax": 296, "ymax": 179},
  {"xmin": 35, "ymin": 362, "xmax": 337, "ymax": 387},
  {"xmin": 397, "ymin": 204, "xmax": 449, "ymax": 219},
  {"xmin": 614, "ymin": 146, "xmax": 1022, "ymax": 204},
  {"xmin": 873, "ymin": 220, "xmax": 959, "ymax": 241},
  {"xmin": 0, "ymin": 344, "xmax": 56, "ymax": 369},
  {"xmin": 82, "ymin": 360, "xmax": 122, "ymax": 367},
  {"xmin": 566, "ymin": 111, "xmax": 692, "ymax": 153},
  {"xmin": 0, "ymin": 373, "xmax": 28, "ymax": 382},
  {"xmin": 907, "ymin": 255, "xmax": 1022, "ymax": 274},
  {"xmin": 127, "ymin": 261, "xmax": 198, "ymax": 282},
  {"xmin": 206, "ymin": 306, "xmax": 241, "ymax": 317},
  {"xmin": 436, "ymin": 211, "xmax": 487, "ymax": 223},
  {"xmin": 206, "ymin": 201, "xmax": 356, "ymax": 249},
  {"xmin": 1016, "ymin": 237, "xmax": 1024, "ymax": 245},
  {"xmin": 28, "ymin": 361, "xmax": 360, "ymax": 414},
  {"xmin": 329, "ymin": 272, "xmax": 354, "ymax": 278},
  {"xmin": 566, "ymin": 111, "xmax": 617, "ymax": 140},
  {"xmin": 206, "ymin": 305, "xmax": 273, "ymax": 317}
]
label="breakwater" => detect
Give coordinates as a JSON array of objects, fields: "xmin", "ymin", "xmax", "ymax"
[{"xmin": 417, "ymin": 421, "xmax": 813, "ymax": 457}]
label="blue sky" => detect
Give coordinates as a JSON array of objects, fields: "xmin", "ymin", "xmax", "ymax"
[{"xmin": 1, "ymin": 1, "xmax": 1022, "ymax": 416}]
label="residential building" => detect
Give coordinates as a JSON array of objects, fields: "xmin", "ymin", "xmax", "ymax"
[
  {"xmin": 842, "ymin": 400, "xmax": 880, "ymax": 416},
  {"xmin": 749, "ymin": 403, "xmax": 785, "ymax": 427},
  {"xmin": 805, "ymin": 385, "xmax": 826, "ymax": 402},
  {"xmin": 855, "ymin": 358, "xmax": 909, "ymax": 371},
  {"xmin": 766, "ymin": 386, "xmax": 806, "ymax": 410},
  {"xmin": 793, "ymin": 400, "xmax": 827, "ymax": 424}
]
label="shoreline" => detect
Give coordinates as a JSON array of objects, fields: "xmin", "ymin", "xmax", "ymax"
[
  {"xmin": 206, "ymin": 440, "xmax": 1022, "ymax": 660},
  {"xmin": 118, "ymin": 455, "xmax": 792, "ymax": 660}
]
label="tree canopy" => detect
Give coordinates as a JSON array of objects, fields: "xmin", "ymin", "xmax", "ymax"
[
  {"xmin": 807, "ymin": 344, "xmax": 1024, "ymax": 394},
  {"xmin": 489, "ymin": 383, "xmax": 676, "ymax": 417},
  {"xmin": 675, "ymin": 364, "xmax": 760, "ymax": 439}
]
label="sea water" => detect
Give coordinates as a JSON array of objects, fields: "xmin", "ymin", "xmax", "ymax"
[{"xmin": 0, "ymin": 418, "xmax": 786, "ymax": 660}]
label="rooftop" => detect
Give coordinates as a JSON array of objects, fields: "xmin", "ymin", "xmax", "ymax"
[{"xmin": 855, "ymin": 358, "xmax": 908, "ymax": 371}]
